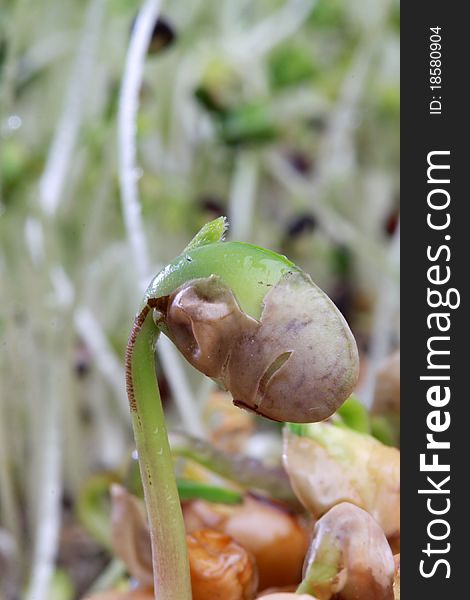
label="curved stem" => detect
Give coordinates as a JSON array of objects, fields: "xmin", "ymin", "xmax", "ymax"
[{"xmin": 125, "ymin": 307, "xmax": 191, "ymax": 600}]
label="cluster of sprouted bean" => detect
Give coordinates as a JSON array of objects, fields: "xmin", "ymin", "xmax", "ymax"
[{"xmin": 79, "ymin": 219, "xmax": 400, "ymax": 600}]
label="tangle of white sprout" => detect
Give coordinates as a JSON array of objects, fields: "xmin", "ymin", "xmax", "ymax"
[{"xmin": 117, "ymin": 0, "xmax": 203, "ymax": 436}]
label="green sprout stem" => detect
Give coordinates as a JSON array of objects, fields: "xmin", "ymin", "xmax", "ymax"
[
  {"xmin": 296, "ymin": 535, "xmax": 341, "ymax": 596},
  {"xmin": 125, "ymin": 306, "xmax": 191, "ymax": 600}
]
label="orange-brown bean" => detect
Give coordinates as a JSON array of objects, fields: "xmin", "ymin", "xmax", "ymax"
[
  {"xmin": 184, "ymin": 496, "xmax": 309, "ymax": 591},
  {"xmin": 188, "ymin": 529, "xmax": 258, "ymax": 600},
  {"xmin": 224, "ymin": 497, "xmax": 308, "ymax": 590}
]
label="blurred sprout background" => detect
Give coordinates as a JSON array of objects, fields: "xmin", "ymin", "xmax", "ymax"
[{"xmin": 0, "ymin": 0, "xmax": 399, "ymax": 599}]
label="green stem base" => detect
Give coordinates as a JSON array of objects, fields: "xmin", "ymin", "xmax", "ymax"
[{"xmin": 125, "ymin": 307, "xmax": 191, "ymax": 600}]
